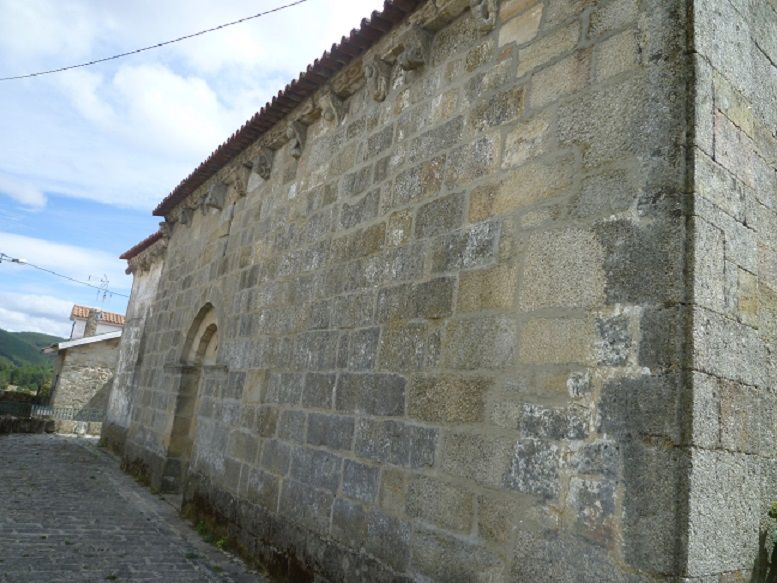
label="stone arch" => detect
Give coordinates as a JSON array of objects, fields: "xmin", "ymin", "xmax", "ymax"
[{"xmin": 161, "ymin": 303, "xmax": 219, "ymax": 492}]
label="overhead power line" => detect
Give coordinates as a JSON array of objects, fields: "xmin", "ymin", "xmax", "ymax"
[
  {"xmin": 0, "ymin": 0, "xmax": 311, "ymax": 82},
  {"xmin": 0, "ymin": 252, "xmax": 130, "ymax": 298}
]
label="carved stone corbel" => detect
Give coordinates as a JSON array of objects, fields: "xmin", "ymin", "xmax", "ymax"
[
  {"xmin": 159, "ymin": 220, "xmax": 173, "ymax": 239},
  {"xmin": 364, "ymin": 57, "xmax": 392, "ymax": 102},
  {"xmin": 204, "ymin": 181, "xmax": 227, "ymax": 211},
  {"xmin": 253, "ymin": 146, "xmax": 274, "ymax": 180},
  {"xmin": 179, "ymin": 206, "xmax": 194, "ymax": 225},
  {"xmin": 319, "ymin": 88, "xmax": 346, "ymax": 125},
  {"xmin": 229, "ymin": 161, "xmax": 253, "ymax": 198},
  {"xmin": 470, "ymin": 0, "xmax": 497, "ymax": 32},
  {"xmin": 398, "ymin": 27, "xmax": 432, "ymax": 71},
  {"xmin": 286, "ymin": 120, "xmax": 307, "ymax": 159}
]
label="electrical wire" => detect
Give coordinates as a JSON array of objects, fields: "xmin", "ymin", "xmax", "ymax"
[
  {"xmin": 0, "ymin": 252, "xmax": 130, "ymax": 298},
  {"xmin": 0, "ymin": 0, "xmax": 311, "ymax": 81}
]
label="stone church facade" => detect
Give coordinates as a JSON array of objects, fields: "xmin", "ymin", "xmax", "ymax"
[{"xmin": 105, "ymin": 0, "xmax": 777, "ymax": 580}]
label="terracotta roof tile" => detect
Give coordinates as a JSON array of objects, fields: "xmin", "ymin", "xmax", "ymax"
[
  {"xmin": 70, "ymin": 304, "xmax": 126, "ymax": 326},
  {"xmin": 120, "ymin": 230, "xmax": 163, "ymax": 260},
  {"xmin": 153, "ymin": 0, "xmax": 423, "ymax": 217}
]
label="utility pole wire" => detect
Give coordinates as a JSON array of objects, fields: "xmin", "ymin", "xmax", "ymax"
[
  {"xmin": 0, "ymin": 252, "xmax": 130, "ymax": 298},
  {"xmin": 0, "ymin": 0, "xmax": 311, "ymax": 82}
]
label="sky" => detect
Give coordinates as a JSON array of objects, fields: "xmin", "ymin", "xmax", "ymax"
[{"xmin": 0, "ymin": 0, "xmax": 384, "ymax": 338}]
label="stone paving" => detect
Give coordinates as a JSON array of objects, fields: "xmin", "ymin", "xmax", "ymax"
[{"xmin": 0, "ymin": 433, "xmax": 266, "ymax": 583}]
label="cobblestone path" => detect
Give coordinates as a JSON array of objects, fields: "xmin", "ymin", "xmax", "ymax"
[{"xmin": 0, "ymin": 433, "xmax": 265, "ymax": 583}]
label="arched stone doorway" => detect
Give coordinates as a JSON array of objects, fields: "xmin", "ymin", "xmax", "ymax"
[{"xmin": 161, "ymin": 304, "xmax": 219, "ymax": 493}]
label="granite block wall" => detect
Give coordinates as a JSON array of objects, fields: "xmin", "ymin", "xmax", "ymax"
[
  {"xmin": 103, "ymin": 239, "xmax": 165, "ymax": 452},
  {"xmin": 116, "ymin": 0, "xmax": 705, "ymax": 579},
  {"xmin": 684, "ymin": 0, "xmax": 777, "ymax": 579}
]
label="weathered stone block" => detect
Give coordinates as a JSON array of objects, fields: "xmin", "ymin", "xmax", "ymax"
[
  {"xmin": 227, "ymin": 429, "xmax": 259, "ymax": 465},
  {"xmin": 519, "ymin": 317, "xmax": 593, "ymax": 365},
  {"xmin": 457, "ymin": 263, "xmax": 517, "ymax": 311},
  {"xmin": 570, "ymin": 440, "xmax": 620, "ymax": 479},
  {"xmin": 331, "ymin": 497, "xmax": 368, "ymax": 547},
  {"xmin": 289, "ymin": 447, "xmax": 342, "ymax": 493},
  {"xmin": 379, "ymin": 322, "xmax": 436, "ymax": 371},
  {"xmin": 431, "ymin": 220, "xmax": 500, "ymax": 272},
  {"xmin": 501, "ymin": 110, "xmax": 553, "ymax": 168},
  {"xmin": 354, "ymin": 419, "xmax": 437, "ymax": 469},
  {"xmin": 590, "ymin": 0, "xmax": 637, "ymax": 39},
  {"xmin": 411, "ymin": 528, "xmax": 505, "ymax": 582},
  {"xmin": 599, "ymin": 374, "xmax": 681, "ymax": 443},
  {"xmin": 408, "ymin": 375, "xmax": 490, "ymax": 423},
  {"xmin": 364, "ymin": 510, "xmax": 411, "ymax": 572},
  {"xmin": 278, "ymin": 478, "xmax": 333, "ymax": 535},
  {"xmin": 409, "ymin": 277, "xmax": 455, "ymax": 319},
  {"xmin": 692, "ymin": 307, "xmax": 767, "ymax": 387},
  {"xmin": 519, "ymin": 403, "xmax": 589, "ymax": 440},
  {"xmin": 529, "ymin": 50, "xmax": 591, "ymax": 109},
  {"xmin": 379, "ymin": 467, "xmax": 407, "ymax": 515},
  {"xmin": 499, "ymin": 2, "xmax": 543, "ymax": 46},
  {"xmin": 594, "ymin": 218, "xmax": 684, "ymax": 304},
  {"xmin": 301, "ymin": 373, "xmax": 334, "ymax": 409},
  {"xmin": 306, "ymin": 413, "xmax": 354, "ymax": 451},
  {"xmin": 260, "ymin": 439, "xmax": 291, "ymax": 476},
  {"xmin": 505, "ymin": 437, "xmax": 561, "ymax": 499},
  {"xmin": 568, "ymin": 477, "xmax": 615, "ymax": 545},
  {"xmin": 595, "ymin": 314, "xmax": 631, "ymax": 366},
  {"xmin": 388, "ymin": 156, "xmax": 445, "ymax": 207},
  {"xmin": 469, "ymin": 85, "xmax": 524, "ymax": 130},
  {"xmin": 594, "ymin": 28, "xmax": 640, "ymax": 81},
  {"xmin": 440, "ymin": 431, "xmax": 513, "ymax": 488},
  {"xmin": 516, "ymin": 20, "xmax": 580, "ymax": 78},
  {"xmin": 241, "ymin": 467, "xmax": 280, "ymax": 510},
  {"xmin": 470, "ymin": 154, "xmax": 576, "ymax": 221},
  {"xmin": 415, "ymin": 192, "xmax": 465, "ymax": 239},
  {"xmin": 443, "ymin": 316, "xmax": 517, "ymax": 369},
  {"xmin": 277, "ymin": 410, "xmax": 306, "ymax": 443},
  {"xmin": 346, "ymin": 327, "xmax": 380, "ymax": 370},
  {"xmin": 335, "ymin": 373, "xmax": 406, "ymax": 416},
  {"xmin": 519, "ymin": 228, "xmax": 605, "ymax": 310},
  {"xmin": 406, "ymin": 474, "xmax": 474, "ymax": 532},
  {"xmin": 339, "ymin": 189, "xmax": 380, "ymax": 229},
  {"xmin": 342, "ymin": 459, "xmax": 379, "ymax": 503}
]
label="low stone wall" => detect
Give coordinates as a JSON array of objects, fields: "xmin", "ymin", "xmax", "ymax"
[{"xmin": 0, "ymin": 415, "xmax": 55, "ymax": 435}]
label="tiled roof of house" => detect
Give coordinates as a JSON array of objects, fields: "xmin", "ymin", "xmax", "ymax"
[
  {"xmin": 70, "ymin": 305, "xmax": 126, "ymax": 326},
  {"xmin": 120, "ymin": 230, "xmax": 164, "ymax": 260},
  {"xmin": 153, "ymin": 0, "xmax": 423, "ymax": 217}
]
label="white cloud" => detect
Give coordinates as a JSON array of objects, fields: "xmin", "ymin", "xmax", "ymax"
[
  {"xmin": 0, "ymin": 0, "xmax": 385, "ymax": 211},
  {"xmin": 0, "ymin": 175, "xmax": 47, "ymax": 209},
  {"xmin": 0, "ymin": 292, "xmax": 75, "ymax": 337},
  {"xmin": 0, "ymin": 232, "xmax": 131, "ymax": 294}
]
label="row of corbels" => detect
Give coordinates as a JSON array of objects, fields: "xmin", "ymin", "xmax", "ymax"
[{"xmin": 162, "ymin": 0, "xmax": 499, "ymax": 230}]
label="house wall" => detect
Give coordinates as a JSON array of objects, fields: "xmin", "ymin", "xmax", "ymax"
[
  {"xmin": 685, "ymin": 0, "xmax": 777, "ymax": 579},
  {"xmin": 70, "ymin": 319, "xmax": 122, "ymax": 340},
  {"xmin": 121, "ymin": 0, "xmax": 692, "ymax": 580},
  {"xmin": 103, "ymin": 245, "xmax": 165, "ymax": 453},
  {"xmin": 50, "ymin": 337, "xmax": 120, "ymax": 414}
]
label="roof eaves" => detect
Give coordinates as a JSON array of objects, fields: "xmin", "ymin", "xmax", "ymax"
[{"xmin": 152, "ymin": 0, "xmax": 423, "ymax": 217}]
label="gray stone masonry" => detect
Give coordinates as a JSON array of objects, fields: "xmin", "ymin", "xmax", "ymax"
[{"xmin": 110, "ymin": 0, "xmax": 777, "ymax": 580}]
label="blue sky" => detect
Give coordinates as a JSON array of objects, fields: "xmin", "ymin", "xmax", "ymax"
[{"xmin": 0, "ymin": 0, "xmax": 383, "ymax": 337}]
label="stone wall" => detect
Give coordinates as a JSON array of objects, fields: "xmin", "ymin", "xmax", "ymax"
[
  {"xmin": 685, "ymin": 0, "xmax": 777, "ymax": 579},
  {"xmin": 51, "ymin": 337, "xmax": 120, "ymax": 416},
  {"xmin": 118, "ymin": 0, "xmax": 696, "ymax": 580},
  {"xmin": 103, "ymin": 240, "xmax": 165, "ymax": 452}
]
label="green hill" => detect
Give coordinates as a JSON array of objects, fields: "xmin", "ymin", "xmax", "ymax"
[
  {"xmin": 0, "ymin": 328, "xmax": 64, "ymax": 395},
  {"xmin": 0, "ymin": 328, "xmax": 64, "ymax": 366}
]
